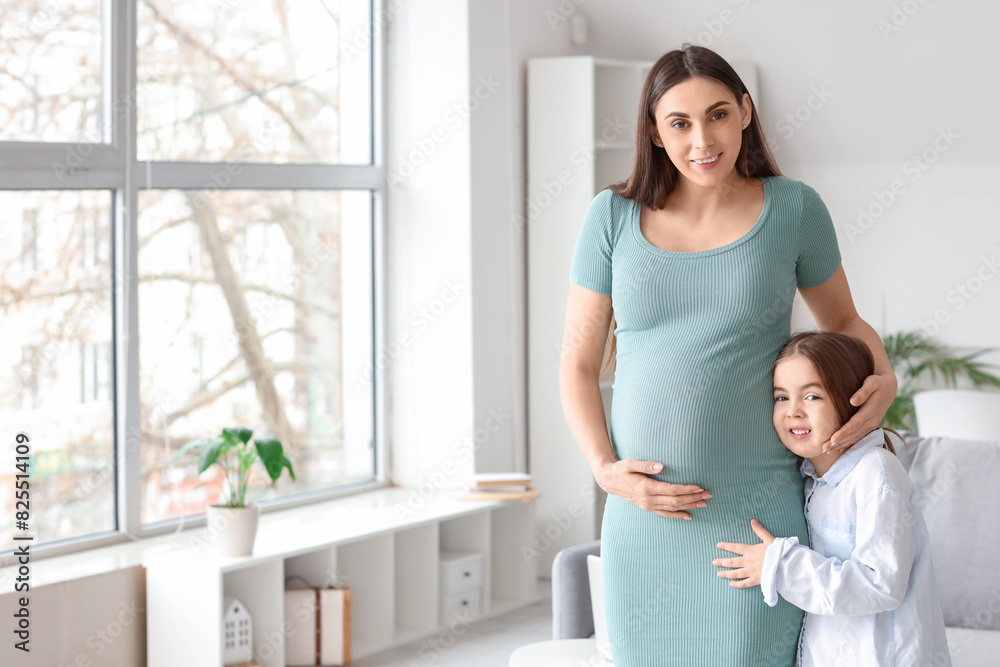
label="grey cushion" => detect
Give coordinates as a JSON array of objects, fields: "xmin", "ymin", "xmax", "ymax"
[
  {"xmin": 551, "ymin": 539, "xmax": 600, "ymax": 640},
  {"xmin": 899, "ymin": 430, "xmax": 1000, "ymax": 630}
]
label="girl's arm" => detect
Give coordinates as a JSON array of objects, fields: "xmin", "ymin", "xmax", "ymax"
[{"xmin": 761, "ymin": 485, "xmax": 915, "ymax": 616}]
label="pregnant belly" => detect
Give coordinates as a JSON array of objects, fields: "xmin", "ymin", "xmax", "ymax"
[
  {"xmin": 607, "ymin": 368, "xmax": 799, "ymax": 498},
  {"xmin": 610, "ymin": 369, "xmax": 805, "ymax": 528}
]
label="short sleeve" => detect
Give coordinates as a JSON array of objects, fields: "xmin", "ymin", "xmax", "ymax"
[
  {"xmin": 796, "ymin": 184, "xmax": 842, "ymax": 288},
  {"xmin": 568, "ymin": 190, "xmax": 616, "ymax": 295}
]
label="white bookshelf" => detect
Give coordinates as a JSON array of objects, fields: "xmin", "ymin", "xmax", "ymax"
[{"xmin": 142, "ymin": 488, "xmax": 539, "ymax": 667}]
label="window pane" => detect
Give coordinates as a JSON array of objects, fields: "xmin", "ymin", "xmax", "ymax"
[
  {"xmin": 139, "ymin": 189, "xmax": 375, "ymax": 525},
  {"xmin": 0, "ymin": 1, "xmax": 104, "ymax": 143},
  {"xmin": 136, "ymin": 0, "xmax": 372, "ymax": 164},
  {"xmin": 0, "ymin": 191, "xmax": 115, "ymax": 553}
]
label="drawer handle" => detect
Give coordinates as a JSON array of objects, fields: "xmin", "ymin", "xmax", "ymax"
[
  {"xmin": 461, "ymin": 600, "xmax": 468, "ymax": 606},
  {"xmin": 463, "ymin": 571, "xmax": 471, "ymax": 577}
]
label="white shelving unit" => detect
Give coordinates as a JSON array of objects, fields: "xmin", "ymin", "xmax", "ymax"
[
  {"xmin": 526, "ymin": 55, "xmax": 759, "ymax": 565},
  {"xmin": 142, "ymin": 488, "xmax": 539, "ymax": 667}
]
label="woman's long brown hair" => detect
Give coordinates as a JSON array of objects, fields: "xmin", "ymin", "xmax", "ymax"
[
  {"xmin": 774, "ymin": 330, "xmax": 901, "ymax": 460},
  {"xmin": 599, "ymin": 43, "xmax": 782, "ymax": 379}
]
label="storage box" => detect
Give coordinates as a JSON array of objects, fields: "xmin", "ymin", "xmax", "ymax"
[
  {"xmin": 284, "ymin": 583, "xmax": 351, "ymax": 666},
  {"xmin": 440, "ymin": 587, "xmax": 481, "ymax": 621},
  {"xmin": 440, "ymin": 551, "xmax": 484, "ymax": 593},
  {"xmin": 439, "ymin": 551, "xmax": 484, "ymax": 623}
]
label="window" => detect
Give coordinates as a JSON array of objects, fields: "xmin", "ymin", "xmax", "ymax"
[{"xmin": 0, "ymin": 0, "xmax": 384, "ymax": 559}]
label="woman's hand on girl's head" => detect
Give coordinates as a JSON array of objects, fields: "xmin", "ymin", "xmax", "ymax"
[
  {"xmin": 823, "ymin": 370, "xmax": 899, "ymax": 454},
  {"xmin": 594, "ymin": 458, "xmax": 711, "ymax": 521},
  {"xmin": 713, "ymin": 519, "xmax": 775, "ymax": 588}
]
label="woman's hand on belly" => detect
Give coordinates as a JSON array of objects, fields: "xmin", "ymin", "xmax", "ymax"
[{"xmin": 594, "ymin": 458, "xmax": 711, "ymax": 520}]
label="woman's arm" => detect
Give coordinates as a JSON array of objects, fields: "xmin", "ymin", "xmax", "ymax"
[
  {"xmin": 559, "ymin": 284, "xmax": 617, "ymax": 476},
  {"xmin": 798, "ymin": 265, "xmax": 898, "ymax": 452},
  {"xmin": 759, "ymin": 485, "xmax": 915, "ymax": 616}
]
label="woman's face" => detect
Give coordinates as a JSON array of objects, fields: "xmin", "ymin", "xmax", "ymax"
[
  {"xmin": 650, "ymin": 76, "xmax": 751, "ymax": 186},
  {"xmin": 772, "ymin": 354, "xmax": 843, "ymax": 459}
]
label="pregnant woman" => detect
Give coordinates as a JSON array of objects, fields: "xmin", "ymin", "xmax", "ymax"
[{"xmin": 558, "ymin": 44, "xmax": 897, "ymax": 666}]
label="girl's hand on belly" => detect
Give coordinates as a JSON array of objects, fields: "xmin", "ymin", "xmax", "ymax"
[
  {"xmin": 594, "ymin": 458, "xmax": 711, "ymax": 520},
  {"xmin": 713, "ymin": 519, "xmax": 775, "ymax": 587}
]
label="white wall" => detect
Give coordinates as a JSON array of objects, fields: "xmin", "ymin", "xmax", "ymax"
[
  {"xmin": 385, "ymin": 0, "xmax": 476, "ymax": 491},
  {"xmin": 385, "ymin": 0, "xmax": 527, "ymax": 494}
]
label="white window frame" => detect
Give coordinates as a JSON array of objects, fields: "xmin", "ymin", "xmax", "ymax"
[{"xmin": 0, "ymin": 0, "xmax": 388, "ymax": 562}]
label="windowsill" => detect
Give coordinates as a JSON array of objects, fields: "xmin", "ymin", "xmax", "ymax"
[{"xmin": 0, "ymin": 483, "xmax": 525, "ymax": 589}]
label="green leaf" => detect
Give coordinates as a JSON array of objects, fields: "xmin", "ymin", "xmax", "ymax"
[
  {"xmin": 883, "ymin": 385, "xmax": 917, "ymax": 432},
  {"xmin": 223, "ymin": 427, "xmax": 254, "ymax": 446},
  {"xmin": 255, "ymin": 436, "xmax": 295, "ymax": 483},
  {"xmin": 165, "ymin": 436, "xmax": 218, "ymax": 468},
  {"xmin": 197, "ymin": 437, "xmax": 228, "ymax": 474},
  {"xmin": 967, "ymin": 364, "xmax": 1000, "ymax": 388}
]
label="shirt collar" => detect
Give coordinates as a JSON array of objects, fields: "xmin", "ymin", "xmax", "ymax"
[{"xmin": 800, "ymin": 428, "xmax": 886, "ymax": 486}]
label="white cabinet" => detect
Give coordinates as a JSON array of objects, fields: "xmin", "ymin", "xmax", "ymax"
[
  {"xmin": 440, "ymin": 550, "xmax": 484, "ymax": 593},
  {"xmin": 439, "ymin": 551, "xmax": 485, "ymax": 622},
  {"xmin": 142, "ymin": 488, "xmax": 539, "ymax": 667}
]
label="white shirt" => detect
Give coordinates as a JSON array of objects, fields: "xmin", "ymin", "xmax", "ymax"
[{"xmin": 760, "ymin": 428, "xmax": 952, "ymax": 666}]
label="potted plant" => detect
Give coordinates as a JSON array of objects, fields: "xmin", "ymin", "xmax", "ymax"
[
  {"xmin": 881, "ymin": 330, "xmax": 1000, "ymax": 432},
  {"xmin": 168, "ymin": 427, "xmax": 295, "ymax": 556}
]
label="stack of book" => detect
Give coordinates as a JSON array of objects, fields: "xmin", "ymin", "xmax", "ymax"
[{"xmin": 466, "ymin": 472, "xmax": 532, "ymax": 493}]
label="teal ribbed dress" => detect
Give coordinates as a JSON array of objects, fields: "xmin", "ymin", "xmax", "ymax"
[{"xmin": 568, "ymin": 175, "xmax": 842, "ymax": 666}]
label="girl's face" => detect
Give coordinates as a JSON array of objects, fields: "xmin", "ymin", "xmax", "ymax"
[
  {"xmin": 772, "ymin": 354, "xmax": 843, "ymax": 460},
  {"xmin": 650, "ymin": 76, "xmax": 751, "ymax": 186}
]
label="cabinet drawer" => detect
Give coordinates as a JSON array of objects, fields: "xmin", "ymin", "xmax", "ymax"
[
  {"xmin": 439, "ymin": 551, "xmax": 484, "ymax": 593},
  {"xmin": 440, "ymin": 587, "xmax": 481, "ymax": 622}
]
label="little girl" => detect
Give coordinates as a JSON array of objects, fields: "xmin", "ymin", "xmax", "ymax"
[{"xmin": 712, "ymin": 331, "xmax": 951, "ymax": 666}]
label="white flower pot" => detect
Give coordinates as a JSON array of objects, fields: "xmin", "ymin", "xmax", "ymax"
[{"xmin": 206, "ymin": 504, "xmax": 260, "ymax": 557}]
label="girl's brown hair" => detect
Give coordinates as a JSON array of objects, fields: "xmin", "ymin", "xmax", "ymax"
[
  {"xmin": 600, "ymin": 43, "xmax": 782, "ymax": 379},
  {"xmin": 774, "ymin": 330, "xmax": 901, "ymax": 460}
]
